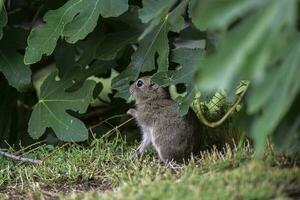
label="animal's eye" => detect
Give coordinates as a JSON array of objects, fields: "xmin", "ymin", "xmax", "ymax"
[{"xmin": 136, "ymin": 79, "xmax": 144, "ymax": 88}]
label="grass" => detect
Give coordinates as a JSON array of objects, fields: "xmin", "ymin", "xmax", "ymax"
[{"xmin": 0, "ymin": 134, "xmax": 299, "ymax": 200}]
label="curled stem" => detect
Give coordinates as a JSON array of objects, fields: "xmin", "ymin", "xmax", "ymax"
[{"xmin": 195, "ymin": 82, "xmax": 249, "ymax": 128}]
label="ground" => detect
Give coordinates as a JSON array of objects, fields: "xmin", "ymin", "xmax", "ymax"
[{"xmin": 0, "ymin": 135, "xmax": 300, "ymax": 200}]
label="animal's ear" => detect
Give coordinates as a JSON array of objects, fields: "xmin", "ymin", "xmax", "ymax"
[
  {"xmin": 145, "ymin": 76, "xmax": 152, "ymax": 85},
  {"xmin": 149, "ymin": 81, "xmax": 155, "ymax": 87},
  {"xmin": 149, "ymin": 80, "xmax": 159, "ymax": 89}
]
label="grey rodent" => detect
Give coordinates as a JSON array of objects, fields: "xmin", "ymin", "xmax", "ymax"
[{"xmin": 127, "ymin": 76, "xmax": 202, "ymax": 163}]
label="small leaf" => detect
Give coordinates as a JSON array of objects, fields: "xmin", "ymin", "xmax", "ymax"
[
  {"xmin": 28, "ymin": 72, "xmax": 96, "ymax": 141},
  {"xmin": 205, "ymin": 91, "xmax": 227, "ymax": 114},
  {"xmin": 177, "ymin": 88, "xmax": 196, "ymax": 116},
  {"xmin": 0, "ymin": 0, "xmax": 7, "ymax": 40}
]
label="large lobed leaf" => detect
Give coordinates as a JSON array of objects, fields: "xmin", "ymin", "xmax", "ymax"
[
  {"xmin": 63, "ymin": 0, "xmax": 128, "ymax": 43},
  {"xmin": 152, "ymin": 48, "xmax": 204, "ymax": 115},
  {"xmin": 193, "ymin": 0, "xmax": 299, "ymax": 153},
  {"xmin": 53, "ymin": 29, "xmax": 116, "ymax": 90},
  {"xmin": 24, "ymin": 0, "xmax": 83, "ymax": 65},
  {"xmin": 251, "ymin": 35, "xmax": 300, "ymax": 153},
  {"xmin": 28, "ymin": 72, "xmax": 96, "ymax": 141},
  {"xmin": 196, "ymin": 0, "xmax": 296, "ymax": 92},
  {"xmin": 63, "ymin": 0, "xmax": 104, "ymax": 44},
  {"xmin": 54, "ymin": 27, "xmax": 105, "ymax": 77},
  {"xmin": 25, "ymin": 0, "xmax": 128, "ymax": 64},
  {"xmin": 153, "ymin": 48, "xmax": 204, "ymax": 87},
  {"xmin": 95, "ymin": 6, "xmax": 144, "ymax": 61},
  {"xmin": 112, "ymin": 0, "xmax": 187, "ymax": 99}
]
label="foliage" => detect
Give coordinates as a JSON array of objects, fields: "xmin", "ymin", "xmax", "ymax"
[
  {"xmin": 28, "ymin": 72, "xmax": 96, "ymax": 141},
  {"xmin": 0, "ymin": 0, "xmax": 299, "ymax": 154},
  {"xmin": 193, "ymin": 0, "xmax": 300, "ymax": 154}
]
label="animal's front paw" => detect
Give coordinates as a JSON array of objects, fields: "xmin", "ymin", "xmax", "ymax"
[{"xmin": 127, "ymin": 108, "xmax": 137, "ymax": 117}]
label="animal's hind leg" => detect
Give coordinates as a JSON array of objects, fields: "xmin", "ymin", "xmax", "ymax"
[{"xmin": 130, "ymin": 128, "xmax": 152, "ymax": 159}]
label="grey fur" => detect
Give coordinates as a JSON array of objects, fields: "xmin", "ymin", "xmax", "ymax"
[{"xmin": 128, "ymin": 76, "xmax": 202, "ymax": 163}]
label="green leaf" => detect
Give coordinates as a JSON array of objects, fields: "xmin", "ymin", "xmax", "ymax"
[
  {"xmin": 54, "ymin": 27, "xmax": 104, "ymax": 77},
  {"xmin": 54, "ymin": 41, "xmax": 77, "ymax": 76},
  {"xmin": 191, "ymin": 0, "xmax": 270, "ymax": 31},
  {"xmin": 28, "ymin": 72, "xmax": 96, "ymax": 141},
  {"xmin": 0, "ymin": 29, "xmax": 32, "ymax": 92},
  {"xmin": 63, "ymin": 0, "xmax": 128, "ymax": 44},
  {"xmin": 152, "ymin": 48, "xmax": 203, "ymax": 86},
  {"xmin": 246, "ymin": 65, "xmax": 280, "ymax": 114},
  {"xmin": 152, "ymin": 48, "xmax": 203, "ymax": 115},
  {"xmin": 138, "ymin": 0, "xmax": 175, "ymax": 23},
  {"xmin": 167, "ymin": 0, "xmax": 187, "ymax": 32},
  {"xmin": 196, "ymin": 0, "xmax": 296, "ymax": 92},
  {"xmin": 25, "ymin": 0, "xmax": 128, "ymax": 64},
  {"xmin": 177, "ymin": 88, "xmax": 196, "ymax": 116},
  {"xmin": 251, "ymin": 36, "xmax": 300, "ymax": 154},
  {"xmin": 112, "ymin": 1, "xmax": 187, "ymax": 99},
  {"xmin": 99, "ymin": 0, "xmax": 128, "ymax": 18},
  {"xmin": 273, "ymin": 96, "xmax": 300, "ymax": 153},
  {"xmin": 24, "ymin": 0, "xmax": 83, "ymax": 64},
  {"xmin": 96, "ymin": 30, "xmax": 139, "ymax": 60},
  {"xmin": 132, "ymin": 21, "xmax": 170, "ymax": 73},
  {"xmin": 76, "ymin": 27, "xmax": 104, "ymax": 67},
  {"xmin": 112, "ymin": 20, "xmax": 170, "ymax": 99},
  {"xmin": 138, "ymin": 0, "xmax": 186, "ymax": 40},
  {"xmin": 0, "ymin": 48, "xmax": 31, "ymax": 92},
  {"xmin": 54, "ymin": 31, "xmax": 115, "ymax": 91},
  {"xmin": 281, "ymin": 117, "xmax": 300, "ymax": 153},
  {"xmin": 63, "ymin": 0, "xmax": 103, "ymax": 44},
  {"xmin": 0, "ymin": 0, "xmax": 7, "ymax": 40},
  {"xmin": 67, "ymin": 60, "xmax": 116, "ymax": 91}
]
